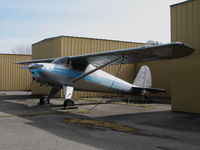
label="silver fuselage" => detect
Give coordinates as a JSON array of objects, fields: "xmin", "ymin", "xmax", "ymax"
[{"xmin": 29, "ymin": 63, "xmax": 136, "ymax": 94}]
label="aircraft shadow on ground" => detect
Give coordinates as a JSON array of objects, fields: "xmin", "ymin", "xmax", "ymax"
[{"xmin": 0, "ymin": 95, "xmax": 108, "ymax": 106}]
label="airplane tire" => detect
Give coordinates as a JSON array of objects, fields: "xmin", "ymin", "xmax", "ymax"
[
  {"xmin": 63, "ymin": 99, "xmax": 74, "ymax": 108},
  {"xmin": 39, "ymin": 96, "xmax": 49, "ymax": 105}
]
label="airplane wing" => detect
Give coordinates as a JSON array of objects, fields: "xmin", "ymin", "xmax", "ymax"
[
  {"xmin": 66, "ymin": 42, "xmax": 194, "ymax": 66},
  {"xmin": 15, "ymin": 42, "xmax": 194, "ymax": 66}
]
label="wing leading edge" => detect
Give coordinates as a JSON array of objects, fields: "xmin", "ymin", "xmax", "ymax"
[{"xmin": 15, "ymin": 42, "xmax": 195, "ymax": 66}]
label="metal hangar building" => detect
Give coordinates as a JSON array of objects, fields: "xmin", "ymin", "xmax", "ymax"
[{"xmin": 0, "ymin": 0, "xmax": 199, "ymax": 113}]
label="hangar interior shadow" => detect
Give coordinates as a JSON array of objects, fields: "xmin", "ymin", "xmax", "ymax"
[
  {"xmin": 0, "ymin": 96, "xmax": 200, "ymax": 150},
  {"xmin": 0, "ymin": 94, "xmax": 40, "ymax": 100}
]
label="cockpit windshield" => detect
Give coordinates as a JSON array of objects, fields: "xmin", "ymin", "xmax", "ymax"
[{"xmin": 52, "ymin": 57, "xmax": 69, "ymax": 64}]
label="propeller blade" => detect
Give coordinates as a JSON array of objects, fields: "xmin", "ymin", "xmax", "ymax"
[
  {"xmin": 21, "ymin": 64, "xmax": 43, "ymax": 69},
  {"xmin": 21, "ymin": 65, "xmax": 29, "ymax": 69}
]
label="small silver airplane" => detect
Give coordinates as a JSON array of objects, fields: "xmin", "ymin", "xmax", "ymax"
[{"xmin": 15, "ymin": 42, "xmax": 194, "ymax": 107}]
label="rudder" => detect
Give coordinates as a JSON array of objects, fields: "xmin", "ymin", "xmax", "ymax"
[{"xmin": 133, "ymin": 65, "xmax": 152, "ymax": 88}]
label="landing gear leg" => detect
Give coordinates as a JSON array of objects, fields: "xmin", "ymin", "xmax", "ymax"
[
  {"xmin": 39, "ymin": 87, "xmax": 60, "ymax": 105},
  {"xmin": 63, "ymin": 86, "xmax": 74, "ymax": 108}
]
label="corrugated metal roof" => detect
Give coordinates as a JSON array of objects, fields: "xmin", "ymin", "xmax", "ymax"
[
  {"xmin": 0, "ymin": 53, "xmax": 31, "ymax": 56},
  {"xmin": 33, "ymin": 35, "xmax": 145, "ymax": 45}
]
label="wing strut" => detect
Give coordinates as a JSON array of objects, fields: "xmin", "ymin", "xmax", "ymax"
[{"xmin": 71, "ymin": 56, "xmax": 123, "ymax": 82}]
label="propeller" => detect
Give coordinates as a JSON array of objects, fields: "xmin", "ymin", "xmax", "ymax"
[{"xmin": 21, "ymin": 64, "xmax": 43, "ymax": 69}]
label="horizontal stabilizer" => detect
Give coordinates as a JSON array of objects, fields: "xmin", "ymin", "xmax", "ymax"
[
  {"xmin": 133, "ymin": 87, "xmax": 166, "ymax": 94},
  {"xmin": 141, "ymin": 87, "xmax": 166, "ymax": 94}
]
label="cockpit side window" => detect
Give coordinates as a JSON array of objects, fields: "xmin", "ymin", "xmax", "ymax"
[{"xmin": 52, "ymin": 57, "xmax": 69, "ymax": 64}]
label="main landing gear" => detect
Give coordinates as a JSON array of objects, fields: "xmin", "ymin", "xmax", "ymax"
[
  {"xmin": 63, "ymin": 99, "xmax": 75, "ymax": 108},
  {"xmin": 39, "ymin": 96, "xmax": 49, "ymax": 105},
  {"xmin": 39, "ymin": 85, "xmax": 75, "ymax": 108},
  {"xmin": 39, "ymin": 87, "xmax": 60, "ymax": 105},
  {"xmin": 63, "ymin": 86, "xmax": 75, "ymax": 108}
]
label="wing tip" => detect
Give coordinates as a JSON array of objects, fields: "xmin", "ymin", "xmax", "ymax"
[{"xmin": 172, "ymin": 42, "xmax": 195, "ymax": 50}]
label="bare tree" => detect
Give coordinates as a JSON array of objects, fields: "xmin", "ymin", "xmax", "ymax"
[{"xmin": 11, "ymin": 44, "xmax": 32, "ymax": 55}]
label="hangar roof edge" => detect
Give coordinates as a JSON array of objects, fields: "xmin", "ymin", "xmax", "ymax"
[
  {"xmin": 0, "ymin": 53, "xmax": 31, "ymax": 56},
  {"xmin": 33, "ymin": 35, "xmax": 145, "ymax": 45},
  {"xmin": 170, "ymin": 0, "xmax": 192, "ymax": 7}
]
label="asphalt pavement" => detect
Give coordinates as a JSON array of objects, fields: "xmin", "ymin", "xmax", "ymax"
[{"xmin": 0, "ymin": 91, "xmax": 199, "ymax": 150}]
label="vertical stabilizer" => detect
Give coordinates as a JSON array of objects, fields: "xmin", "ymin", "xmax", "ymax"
[{"xmin": 133, "ymin": 65, "xmax": 152, "ymax": 88}]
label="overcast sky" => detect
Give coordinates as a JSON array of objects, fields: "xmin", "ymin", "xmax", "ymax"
[{"xmin": 0, "ymin": 0, "xmax": 185, "ymax": 53}]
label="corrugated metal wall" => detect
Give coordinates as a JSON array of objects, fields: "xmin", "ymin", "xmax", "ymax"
[
  {"xmin": 61, "ymin": 36, "xmax": 144, "ymax": 98},
  {"xmin": 0, "ymin": 54, "xmax": 32, "ymax": 90},
  {"xmin": 170, "ymin": 0, "xmax": 200, "ymax": 113},
  {"xmin": 32, "ymin": 36, "xmax": 145, "ymax": 98},
  {"xmin": 136, "ymin": 60, "xmax": 171, "ymax": 97},
  {"xmin": 32, "ymin": 36, "xmax": 176, "ymax": 99},
  {"xmin": 32, "ymin": 37, "xmax": 61, "ymax": 59},
  {"xmin": 32, "ymin": 37, "xmax": 61, "ymax": 96}
]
